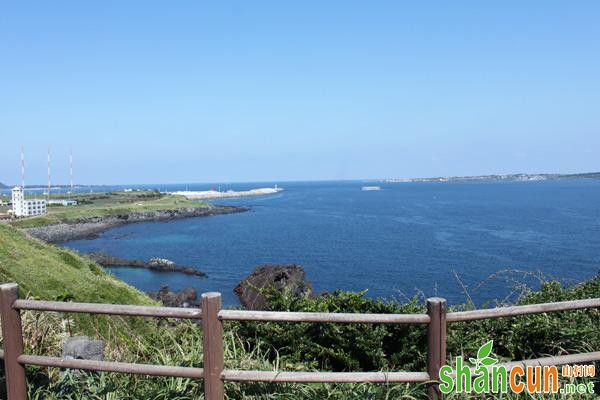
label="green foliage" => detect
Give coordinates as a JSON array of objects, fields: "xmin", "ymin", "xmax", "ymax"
[
  {"xmin": 232, "ymin": 275, "xmax": 600, "ymax": 383},
  {"xmin": 231, "ymin": 288, "xmax": 427, "ymax": 372},
  {"xmin": 447, "ymin": 277, "xmax": 600, "ymax": 364}
]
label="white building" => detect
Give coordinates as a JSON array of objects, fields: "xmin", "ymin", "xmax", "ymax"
[
  {"xmin": 48, "ymin": 199, "xmax": 77, "ymax": 206},
  {"xmin": 11, "ymin": 187, "xmax": 47, "ymax": 217}
]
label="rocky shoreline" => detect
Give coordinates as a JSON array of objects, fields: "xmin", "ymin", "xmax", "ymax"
[
  {"xmin": 148, "ymin": 265, "xmax": 314, "ymax": 309},
  {"xmin": 87, "ymin": 252, "xmax": 207, "ymax": 277},
  {"xmin": 23, "ymin": 205, "xmax": 247, "ymax": 243}
]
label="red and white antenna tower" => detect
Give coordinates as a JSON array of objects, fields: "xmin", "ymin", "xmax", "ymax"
[
  {"xmin": 20, "ymin": 145, "xmax": 25, "ymax": 189},
  {"xmin": 47, "ymin": 146, "xmax": 51, "ymax": 201},
  {"xmin": 69, "ymin": 150, "xmax": 74, "ymax": 194}
]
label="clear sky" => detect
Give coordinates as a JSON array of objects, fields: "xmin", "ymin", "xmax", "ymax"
[{"xmin": 1, "ymin": 1, "xmax": 599, "ymax": 185}]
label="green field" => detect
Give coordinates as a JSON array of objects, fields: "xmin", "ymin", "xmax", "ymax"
[{"xmin": 8, "ymin": 190, "xmax": 207, "ymax": 228}]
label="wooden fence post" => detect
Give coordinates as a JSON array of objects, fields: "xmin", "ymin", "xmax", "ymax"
[
  {"xmin": 0, "ymin": 283, "xmax": 27, "ymax": 400},
  {"xmin": 202, "ymin": 292, "xmax": 224, "ymax": 400},
  {"xmin": 427, "ymin": 297, "xmax": 447, "ymax": 400}
]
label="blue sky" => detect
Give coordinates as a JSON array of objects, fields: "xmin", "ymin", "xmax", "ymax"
[{"xmin": 1, "ymin": 1, "xmax": 599, "ymax": 184}]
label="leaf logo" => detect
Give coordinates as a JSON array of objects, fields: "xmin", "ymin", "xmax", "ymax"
[{"xmin": 470, "ymin": 340, "xmax": 498, "ymax": 368}]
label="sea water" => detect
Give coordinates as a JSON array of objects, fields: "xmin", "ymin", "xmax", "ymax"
[{"xmin": 62, "ymin": 180, "xmax": 600, "ymax": 306}]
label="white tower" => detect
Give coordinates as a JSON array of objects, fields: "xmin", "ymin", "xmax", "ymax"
[
  {"xmin": 11, "ymin": 186, "xmax": 25, "ymax": 217},
  {"xmin": 10, "ymin": 147, "xmax": 47, "ymax": 217}
]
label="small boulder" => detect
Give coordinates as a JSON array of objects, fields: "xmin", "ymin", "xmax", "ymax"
[
  {"xmin": 62, "ymin": 336, "xmax": 105, "ymax": 361},
  {"xmin": 234, "ymin": 264, "xmax": 313, "ymax": 310}
]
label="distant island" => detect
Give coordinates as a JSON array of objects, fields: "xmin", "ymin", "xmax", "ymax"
[
  {"xmin": 382, "ymin": 171, "xmax": 600, "ymax": 183},
  {"xmin": 0, "ymin": 182, "xmax": 7, "ymax": 189}
]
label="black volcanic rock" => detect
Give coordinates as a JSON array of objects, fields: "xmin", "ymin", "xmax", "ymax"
[
  {"xmin": 87, "ymin": 251, "xmax": 206, "ymax": 277},
  {"xmin": 148, "ymin": 285, "xmax": 199, "ymax": 308},
  {"xmin": 22, "ymin": 205, "xmax": 247, "ymax": 242},
  {"xmin": 234, "ymin": 265, "xmax": 313, "ymax": 310}
]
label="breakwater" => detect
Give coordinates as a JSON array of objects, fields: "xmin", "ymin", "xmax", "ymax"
[{"xmin": 171, "ymin": 187, "xmax": 283, "ymax": 200}]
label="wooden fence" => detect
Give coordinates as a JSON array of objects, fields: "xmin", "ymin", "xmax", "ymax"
[{"xmin": 1, "ymin": 282, "xmax": 599, "ymax": 399}]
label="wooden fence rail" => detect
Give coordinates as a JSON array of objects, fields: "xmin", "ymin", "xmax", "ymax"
[{"xmin": 1, "ymin": 282, "xmax": 599, "ymax": 400}]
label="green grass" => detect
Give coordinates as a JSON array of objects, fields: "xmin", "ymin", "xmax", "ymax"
[
  {"xmin": 0, "ymin": 223, "xmax": 156, "ymax": 339},
  {"xmin": 9, "ymin": 190, "xmax": 207, "ymax": 228}
]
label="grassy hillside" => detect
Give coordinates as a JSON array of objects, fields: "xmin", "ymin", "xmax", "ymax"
[
  {"xmin": 0, "ymin": 223, "xmax": 156, "ymax": 338},
  {"xmin": 9, "ymin": 190, "xmax": 207, "ymax": 228}
]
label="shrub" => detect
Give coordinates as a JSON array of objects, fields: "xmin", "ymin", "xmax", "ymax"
[{"xmin": 232, "ymin": 274, "xmax": 600, "ymax": 375}]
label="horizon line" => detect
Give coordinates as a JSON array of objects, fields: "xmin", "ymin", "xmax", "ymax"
[{"xmin": 2, "ymin": 170, "xmax": 599, "ymax": 188}]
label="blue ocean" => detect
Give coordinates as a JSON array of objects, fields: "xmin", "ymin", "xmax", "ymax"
[{"xmin": 61, "ymin": 180, "xmax": 600, "ymax": 307}]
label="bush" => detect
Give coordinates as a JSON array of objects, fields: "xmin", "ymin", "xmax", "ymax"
[
  {"xmin": 232, "ymin": 274, "xmax": 600, "ymax": 374},
  {"xmin": 231, "ymin": 288, "xmax": 426, "ymax": 372}
]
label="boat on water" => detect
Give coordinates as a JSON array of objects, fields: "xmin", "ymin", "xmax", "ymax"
[{"xmin": 361, "ymin": 186, "xmax": 382, "ymax": 191}]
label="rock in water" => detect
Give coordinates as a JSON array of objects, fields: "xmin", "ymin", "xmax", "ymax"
[
  {"xmin": 148, "ymin": 285, "xmax": 199, "ymax": 308},
  {"xmin": 87, "ymin": 251, "xmax": 207, "ymax": 277},
  {"xmin": 234, "ymin": 264, "xmax": 313, "ymax": 310},
  {"xmin": 62, "ymin": 336, "xmax": 105, "ymax": 361}
]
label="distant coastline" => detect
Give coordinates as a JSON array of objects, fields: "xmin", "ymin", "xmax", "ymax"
[
  {"xmin": 381, "ymin": 171, "xmax": 600, "ymax": 183},
  {"xmin": 3, "ymin": 173, "xmax": 600, "ymax": 193}
]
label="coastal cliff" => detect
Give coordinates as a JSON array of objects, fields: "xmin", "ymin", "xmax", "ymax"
[{"xmin": 22, "ymin": 205, "xmax": 247, "ymax": 242}]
